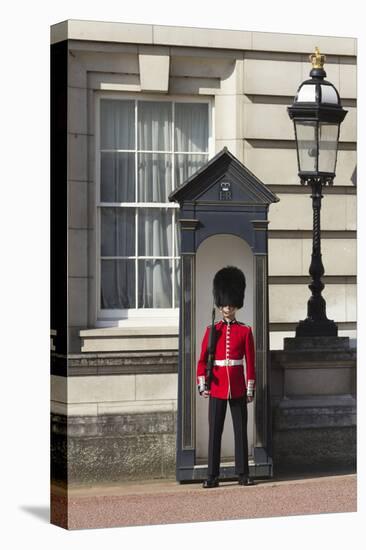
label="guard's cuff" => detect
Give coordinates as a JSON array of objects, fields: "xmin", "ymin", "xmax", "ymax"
[
  {"xmin": 198, "ymin": 376, "xmax": 207, "ymax": 394},
  {"xmin": 247, "ymin": 379, "xmax": 256, "ymax": 397}
]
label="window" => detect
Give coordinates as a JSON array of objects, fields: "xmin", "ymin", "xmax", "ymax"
[{"xmin": 97, "ymin": 97, "xmax": 210, "ymax": 318}]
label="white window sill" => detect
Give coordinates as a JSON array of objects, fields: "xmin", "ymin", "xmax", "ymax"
[{"xmin": 94, "ymin": 315, "xmax": 179, "ymax": 329}]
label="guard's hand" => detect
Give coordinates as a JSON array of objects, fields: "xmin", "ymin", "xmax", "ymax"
[
  {"xmin": 202, "ymin": 390, "xmax": 210, "ymax": 398},
  {"xmin": 247, "ymin": 395, "xmax": 254, "ymax": 403}
]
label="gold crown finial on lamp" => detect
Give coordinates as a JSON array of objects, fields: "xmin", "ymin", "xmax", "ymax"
[{"xmin": 309, "ymin": 47, "xmax": 326, "ymax": 69}]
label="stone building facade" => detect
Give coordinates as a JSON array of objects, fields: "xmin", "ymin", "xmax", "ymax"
[{"xmin": 50, "ymin": 20, "xmax": 356, "ymax": 484}]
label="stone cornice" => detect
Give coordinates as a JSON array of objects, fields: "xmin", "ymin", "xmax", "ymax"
[{"xmin": 50, "ymin": 20, "xmax": 357, "ymax": 57}]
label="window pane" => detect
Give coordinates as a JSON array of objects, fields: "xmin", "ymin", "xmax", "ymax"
[
  {"xmin": 101, "ymin": 152, "xmax": 135, "ymax": 202},
  {"xmin": 100, "ymin": 99, "xmax": 135, "ymax": 150},
  {"xmin": 138, "ymin": 153, "xmax": 172, "ymax": 202},
  {"xmin": 138, "ymin": 101, "xmax": 172, "ymax": 151},
  {"xmin": 101, "ymin": 207, "xmax": 135, "ymax": 256},
  {"xmin": 175, "ymin": 154, "xmax": 208, "ymax": 186},
  {"xmin": 175, "ymin": 103, "xmax": 208, "ymax": 152},
  {"xmin": 138, "ymin": 259, "xmax": 172, "ymax": 308},
  {"xmin": 101, "ymin": 259, "xmax": 135, "ymax": 309},
  {"xmin": 174, "ymin": 259, "xmax": 181, "ymax": 308},
  {"xmin": 138, "ymin": 208, "xmax": 172, "ymax": 256},
  {"xmin": 294, "ymin": 121, "xmax": 318, "ymax": 173},
  {"xmin": 99, "ymin": 99, "xmax": 210, "ymax": 312},
  {"xmin": 318, "ymin": 123, "xmax": 339, "ymax": 174}
]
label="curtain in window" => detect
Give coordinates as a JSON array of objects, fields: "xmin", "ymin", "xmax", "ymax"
[
  {"xmin": 100, "ymin": 99, "xmax": 135, "ymax": 150},
  {"xmin": 138, "ymin": 208, "xmax": 172, "ymax": 307},
  {"xmin": 101, "ymin": 259, "xmax": 135, "ymax": 309},
  {"xmin": 100, "ymin": 99, "xmax": 136, "ymax": 309},
  {"xmin": 174, "ymin": 103, "xmax": 209, "ymax": 186},
  {"xmin": 138, "ymin": 100, "xmax": 171, "ymax": 151},
  {"xmin": 101, "ymin": 153, "xmax": 135, "ymax": 202},
  {"xmin": 138, "ymin": 102, "xmax": 172, "ymax": 307},
  {"xmin": 101, "ymin": 208, "xmax": 135, "ymax": 308}
]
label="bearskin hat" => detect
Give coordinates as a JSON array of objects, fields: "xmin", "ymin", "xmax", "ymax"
[{"xmin": 213, "ymin": 266, "xmax": 246, "ymax": 309}]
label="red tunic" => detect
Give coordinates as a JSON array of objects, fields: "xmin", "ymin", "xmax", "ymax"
[{"xmin": 197, "ymin": 320, "xmax": 256, "ymax": 400}]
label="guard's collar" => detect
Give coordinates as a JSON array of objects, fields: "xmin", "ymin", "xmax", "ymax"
[{"xmin": 222, "ymin": 318, "xmax": 237, "ymax": 325}]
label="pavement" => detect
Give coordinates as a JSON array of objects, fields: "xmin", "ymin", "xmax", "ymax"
[{"xmin": 51, "ymin": 472, "xmax": 357, "ymax": 530}]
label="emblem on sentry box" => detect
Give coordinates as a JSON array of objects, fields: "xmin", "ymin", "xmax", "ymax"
[{"xmin": 219, "ymin": 181, "xmax": 232, "ymax": 201}]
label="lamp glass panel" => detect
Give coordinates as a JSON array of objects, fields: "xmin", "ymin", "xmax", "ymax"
[
  {"xmin": 320, "ymin": 85, "xmax": 338, "ymax": 104},
  {"xmin": 294, "ymin": 120, "xmax": 318, "ymax": 173},
  {"xmin": 296, "ymin": 84, "xmax": 316, "ymax": 103},
  {"xmin": 318, "ymin": 123, "xmax": 339, "ymax": 174}
]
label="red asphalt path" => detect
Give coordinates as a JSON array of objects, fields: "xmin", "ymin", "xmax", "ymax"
[{"xmin": 51, "ymin": 473, "xmax": 356, "ymax": 530}]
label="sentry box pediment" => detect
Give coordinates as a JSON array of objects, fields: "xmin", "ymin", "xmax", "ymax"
[
  {"xmin": 169, "ymin": 148, "xmax": 279, "ymax": 482},
  {"xmin": 169, "ymin": 147, "xmax": 279, "ymax": 253},
  {"xmin": 169, "ymin": 147, "xmax": 279, "ymax": 207}
]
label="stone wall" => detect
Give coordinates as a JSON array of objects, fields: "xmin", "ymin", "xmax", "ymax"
[
  {"xmin": 51, "ymin": 350, "xmax": 178, "ymax": 484},
  {"xmin": 51, "ymin": 410, "xmax": 177, "ymax": 484},
  {"xmin": 270, "ymin": 338, "xmax": 356, "ymax": 473}
]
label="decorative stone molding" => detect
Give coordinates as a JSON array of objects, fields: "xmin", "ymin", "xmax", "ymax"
[{"xmin": 51, "ymin": 350, "xmax": 178, "ymax": 376}]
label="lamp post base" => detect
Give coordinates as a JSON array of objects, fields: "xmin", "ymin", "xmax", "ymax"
[{"xmin": 295, "ymin": 318, "xmax": 338, "ymax": 337}]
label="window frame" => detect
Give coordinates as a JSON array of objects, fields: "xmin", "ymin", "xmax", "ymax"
[{"xmin": 95, "ymin": 92, "xmax": 214, "ymax": 325}]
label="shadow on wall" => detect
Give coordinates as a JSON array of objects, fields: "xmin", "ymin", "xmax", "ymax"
[{"xmin": 351, "ymin": 165, "xmax": 357, "ymax": 186}]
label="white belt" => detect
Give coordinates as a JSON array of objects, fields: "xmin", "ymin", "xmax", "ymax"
[{"xmin": 214, "ymin": 359, "xmax": 243, "ymax": 367}]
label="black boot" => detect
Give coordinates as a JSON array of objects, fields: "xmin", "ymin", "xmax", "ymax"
[
  {"xmin": 203, "ymin": 476, "xmax": 219, "ymax": 488},
  {"xmin": 238, "ymin": 475, "xmax": 255, "ymax": 486}
]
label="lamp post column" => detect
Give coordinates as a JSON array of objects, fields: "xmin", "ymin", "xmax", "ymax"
[
  {"xmin": 296, "ymin": 178, "xmax": 337, "ymax": 336},
  {"xmin": 308, "ymin": 179, "xmax": 325, "ymax": 319}
]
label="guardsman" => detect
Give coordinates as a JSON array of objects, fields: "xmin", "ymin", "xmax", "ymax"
[{"xmin": 197, "ymin": 266, "xmax": 256, "ymax": 488}]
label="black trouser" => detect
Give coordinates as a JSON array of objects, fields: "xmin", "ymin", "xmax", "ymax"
[{"xmin": 207, "ymin": 396, "xmax": 249, "ymax": 478}]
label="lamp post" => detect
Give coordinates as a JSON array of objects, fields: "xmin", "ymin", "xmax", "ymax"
[{"xmin": 288, "ymin": 48, "xmax": 347, "ymax": 337}]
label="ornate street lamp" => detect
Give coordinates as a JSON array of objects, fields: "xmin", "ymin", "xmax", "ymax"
[{"xmin": 288, "ymin": 48, "xmax": 347, "ymax": 337}]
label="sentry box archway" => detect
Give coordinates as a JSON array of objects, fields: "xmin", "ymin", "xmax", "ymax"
[{"xmin": 169, "ymin": 148, "xmax": 279, "ymax": 481}]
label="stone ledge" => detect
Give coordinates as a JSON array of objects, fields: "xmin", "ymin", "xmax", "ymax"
[
  {"xmin": 278, "ymin": 394, "xmax": 355, "ymax": 407},
  {"xmin": 271, "ymin": 349, "xmax": 356, "ymax": 366},
  {"xmin": 80, "ymin": 326, "xmax": 179, "ymax": 353},
  {"xmin": 274, "ymin": 395, "xmax": 356, "ymax": 430},
  {"xmin": 284, "ymin": 336, "xmax": 351, "ymax": 351},
  {"xmin": 80, "ymin": 326, "xmax": 179, "ymax": 337},
  {"xmin": 51, "ymin": 410, "xmax": 177, "ymax": 437},
  {"xmin": 51, "ymin": 350, "xmax": 178, "ymax": 376},
  {"xmin": 70, "ymin": 350, "xmax": 178, "ymax": 375},
  {"xmin": 50, "ymin": 399, "xmax": 177, "ymax": 416}
]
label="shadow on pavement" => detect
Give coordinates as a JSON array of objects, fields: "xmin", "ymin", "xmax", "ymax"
[{"xmin": 268, "ymin": 467, "xmax": 356, "ymax": 483}]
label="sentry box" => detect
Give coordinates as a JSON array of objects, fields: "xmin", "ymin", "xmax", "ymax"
[{"xmin": 169, "ymin": 147, "xmax": 279, "ymax": 482}]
